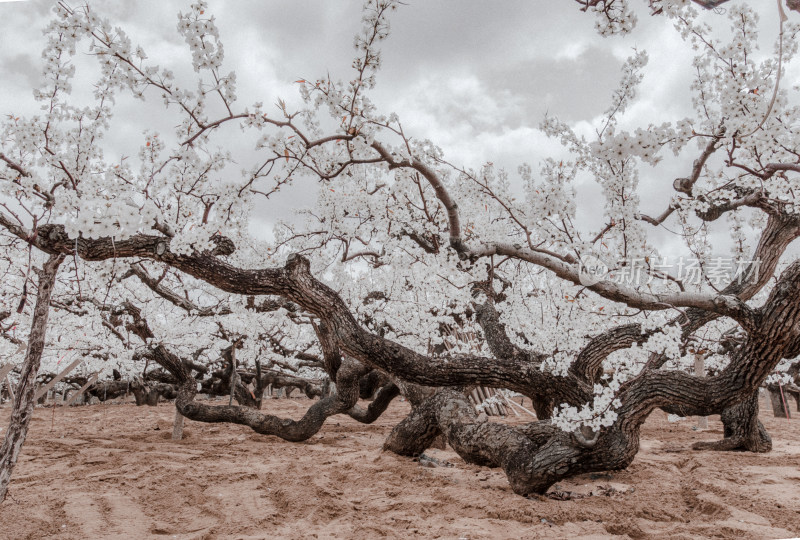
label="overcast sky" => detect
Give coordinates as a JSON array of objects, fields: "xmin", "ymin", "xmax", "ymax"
[{"xmin": 0, "ymin": 0, "xmax": 791, "ymax": 253}]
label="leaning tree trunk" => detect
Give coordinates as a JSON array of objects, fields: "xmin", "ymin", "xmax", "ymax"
[
  {"xmin": 0, "ymin": 254, "xmax": 63, "ymax": 503},
  {"xmin": 692, "ymin": 389, "xmax": 772, "ymax": 452}
]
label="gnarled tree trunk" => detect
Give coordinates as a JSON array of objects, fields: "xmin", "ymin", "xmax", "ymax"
[
  {"xmin": 385, "ymin": 262, "xmax": 800, "ymax": 495},
  {"xmin": 693, "ymin": 389, "xmax": 771, "ymax": 452},
  {"xmin": 139, "ymin": 319, "xmax": 401, "ymax": 443}
]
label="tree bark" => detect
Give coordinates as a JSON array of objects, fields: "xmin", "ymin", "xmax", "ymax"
[
  {"xmin": 172, "ymin": 407, "xmax": 185, "ymax": 441},
  {"xmin": 0, "ymin": 254, "xmax": 63, "ymax": 503},
  {"xmin": 693, "ymin": 390, "xmax": 771, "ymax": 452},
  {"xmin": 384, "ymin": 388, "xmax": 602, "ymax": 496},
  {"xmin": 130, "ymin": 379, "xmax": 169, "ymax": 406},
  {"xmin": 347, "ymin": 381, "xmax": 399, "ymax": 423},
  {"xmin": 228, "ymin": 341, "xmax": 239, "ymax": 406}
]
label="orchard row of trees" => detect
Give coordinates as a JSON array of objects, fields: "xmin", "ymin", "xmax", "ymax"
[{"xmin": 3, "ymin": 0, "xmax": 800, "ymax": 500}]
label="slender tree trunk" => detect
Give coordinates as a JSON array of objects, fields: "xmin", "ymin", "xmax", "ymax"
[
  {"xmin": 0, "ymin": 254, "xmax": 63, "ymax": 503},
  {"xmin": 172, "ymin": 407, "xmax": 184, "ymax": 441},
  {"xmin": 254, "ymin": 359, "xmax": 264, "ymax": 409}
]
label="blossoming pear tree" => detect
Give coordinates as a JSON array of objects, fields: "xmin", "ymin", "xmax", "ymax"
[{"xmin": 3, "ymin": 0, "xmax": 800, "ymax": 499}]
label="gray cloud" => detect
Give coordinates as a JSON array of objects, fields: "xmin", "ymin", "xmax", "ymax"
[
  {"xmin": 0, "ymin": 52, "xmax": 41, "ymax": 89},
  {"xmin": 0, "ymin": 0, "xmax": 786, "ymax": 255}
]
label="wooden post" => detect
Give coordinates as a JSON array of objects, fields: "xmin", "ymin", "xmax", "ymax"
[
  {"xmin": 480, "ymin": 387, "xmax": 493, "ymax": 415},
  {"xmin": 65, "ymin": 373, "xmax": 98, "ymax": 406},
  {"xmin": 0, "ymin": 254, "xmax": 63, "ymax": 503},
  {"xmin": 476, "ymin": 386, "xmax": 487, "ymax": 411},
  {"xmin": 4, "ymin": 375, "xmax": 15, "ymax": 404},
  {"xmin": 502, "ymin": 394, "xmax": 537, "ymax": 417},
  {"xmin": 501, "ymin": 393, "xmax": 520, "ymax": 417},
  {"xmin": 486, "ymin": 388, "xmax": 507, "ymax": 416},
  {"xmin": 171, "ymin": 407, "xmax": 184, "ymax": 440},
  {"xmin": 494, "ymin": 390, "xmax": 508, "ymax": 416},
  {"xmin": 34, "ymin": 357, "xmax": 82, "ymax": 402},
  {"xmin": 694, "ymin": 354, "xmax": 708, "ymax": 429},
  {"xmin": 0, "ymin": 364, "xmax": 14, "ymax": 382},
  {"xmin": 228, "ymin": 339, "xmax": 239, "ymax": 406},
  {"xmin": 768, "ymin": 387, "xmax": 791, "ymax": 418},
  {"xmin": 469, "ymin": 388, "xmax": 482, "ymax": 409},
  {"xmin": 0, "ymin": 365, "xmax": 15, "ymax": 405}
]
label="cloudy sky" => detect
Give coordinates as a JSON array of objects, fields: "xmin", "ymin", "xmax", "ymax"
[{"xmin": 0, "ymin": 0, "xmax": 791, "ymax": 251}]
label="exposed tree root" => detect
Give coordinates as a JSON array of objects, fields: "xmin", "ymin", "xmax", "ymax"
[
  {"xmin": 150, "ymin": 342, "xmax": 399, "ymax": 442},
  {"xmin": 384, "ymin": 389, "xmax": 606, "ymax": 496},
  {"xmin": 347, "ymin": 382, "xmax": 400, "ymax": 423}
]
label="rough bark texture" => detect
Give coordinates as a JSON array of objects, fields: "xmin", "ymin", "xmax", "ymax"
[
  {"xmin": 692, "ymin": 390, "xmax": 772, "ymax": 452},
  {"xmin": 636, "ymin": 214, "xmax": 800, "ymax": 448},
  {"xmin": 84, "ymin": 380, "xmax": 130, "ymax": 402},
  {"xmin": 384, "ymin": 389, "xmax": 604, "ymax": 496},
  {"xmin": 384, "ymin": 262, "xmax": 800, "ymax": 494},
  {"xmin": 171, "ymin": 407, "xmax": 185, "ymax": 441},
  {"xmin": 0, "ymin": 254, "xmax": 63, "ymax": 503},
  {"xmin": 347, "ymin": 382, "xmax": 400, "ymax": 423}
]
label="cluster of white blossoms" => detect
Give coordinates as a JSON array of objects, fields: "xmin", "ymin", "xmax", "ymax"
[
  {"xmin": 64, "ymin": 200, "xmax": 142, "ymax": 240},
  {"xmin": 521, "ymin": 160, "xmax": 578, "ymax": 230},
  {"xmin": 177, "ymin": 1, "xmax": 224, "ymax": 74},
  {"xmin": 588, "ymin": 121, "xmax": 689, "ymax": 167},
  {"xmin": 547, "ymin": 317, "xmax": 688, "ymax": 433},
  {"xmin": 587, "ymin": 0, "xmax": 637, "ymax": 37},
  {"xmin": 0, "ymin": 0, "xmax": 260, "ymax": 260},
  {"xmin": 642, "ymin": 323, "xmax": 683, "ymax": 361},
  {"xmin": 765, "ymin": 372, "xmax": 794, "ymax": 386},
  {"xmin": 551, "ymin": 376, "xmax": 623, "ymax": 432},
  {"xmin": 537, "ymin": 352, "xmax": 570, "ymax": 377},
  {"xmin": 168, "ymin": 224, "xmax": 216, "ymax": 256}
]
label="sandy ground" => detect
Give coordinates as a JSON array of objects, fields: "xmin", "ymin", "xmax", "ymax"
[{"xmin": 0, "ymin": 394, "xmax": 799, "ymax": 539}]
